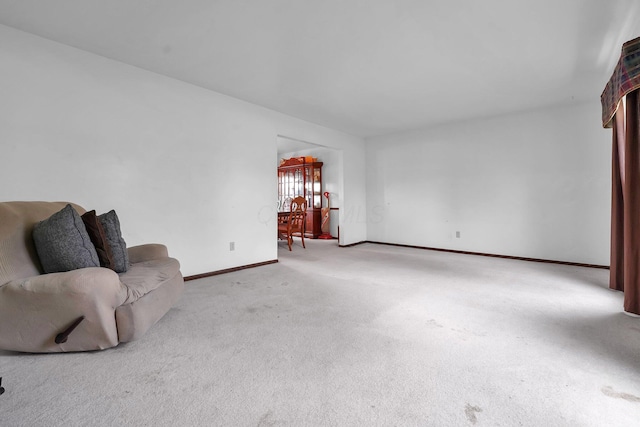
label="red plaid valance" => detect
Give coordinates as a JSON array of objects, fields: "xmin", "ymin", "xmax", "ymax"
[{"xmin": 602, "ymin": 37, "xmax": 640, "ymax": 128}]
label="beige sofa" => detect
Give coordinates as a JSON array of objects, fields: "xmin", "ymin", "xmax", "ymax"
[{"xmin": 0, "ymin": 201, "xmax": 184, "ymax": 353}]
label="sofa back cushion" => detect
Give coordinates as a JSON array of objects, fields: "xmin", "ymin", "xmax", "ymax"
[{"xmin": 0, "ymin": 201, "xmax": 86, "ymax": 285}]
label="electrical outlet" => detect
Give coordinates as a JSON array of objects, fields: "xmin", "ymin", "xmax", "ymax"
[
  {"xmin": 456, "ymin": 231, "xmax": 460, "ymax": 238},
  {"xmin": 229, "ymin": 241, "xmax": 235, "ymax": 251}
]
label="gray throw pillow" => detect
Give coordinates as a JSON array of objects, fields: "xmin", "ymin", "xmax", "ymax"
[
  {"xmin": 98, "ymin": 210, "xmax": 129, "ymax": 273},
  {"xmin": 32, "ymin": 204, "xmax": 100, "ymax": 273},
  {"xmin": 81, "ymin": 209, "xmax": 115, "ymax": 270}
]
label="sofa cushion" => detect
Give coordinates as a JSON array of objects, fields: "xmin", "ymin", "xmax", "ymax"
[
  {"xmin": 98, "ymin": 210, "xmax": 129, "ymax": 273},
  {"xmin": 32, "ymin": 204, "xmax": 100, "ymax": 273},
  {"xmin": 118, "ymin": 258, "xmax": 181, "ymax": 305},
  {"xmin": 81, "ymin": 210, "xmax": 115, "ymax": 270}
]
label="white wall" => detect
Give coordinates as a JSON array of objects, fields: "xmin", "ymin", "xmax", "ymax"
[
  {"xmin": 0, "ymin": 25, "xmax": 366, "ymax": 276},
  {"xmin": 366, "ymin": 102, "xmax": 611, "ymax": 265}
]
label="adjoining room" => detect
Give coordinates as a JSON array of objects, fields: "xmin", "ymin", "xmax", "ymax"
[{"xmin": 1, "ymin": 2, "xmax": 640, "ymax": 426}]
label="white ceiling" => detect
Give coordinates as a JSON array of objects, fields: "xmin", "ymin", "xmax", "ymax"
[{"xmin": 0, "ymin": 0, "xmax": 639, "ymax": 137}]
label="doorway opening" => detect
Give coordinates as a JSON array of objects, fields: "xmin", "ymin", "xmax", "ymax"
[{"xmin": 276, "ymin": 135, "xmax": 342, "ymax": 255}]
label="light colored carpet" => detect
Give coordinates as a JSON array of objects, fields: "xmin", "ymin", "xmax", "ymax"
[{"xmin": 1, "ymin": 240, "xmax": 639, "ymax": 426}]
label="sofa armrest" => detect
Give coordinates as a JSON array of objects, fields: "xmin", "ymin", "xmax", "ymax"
[
  {"xmin": 0, "ymin": 267, "xmax": 128, "ymax": 352},
  {"xmin": 128, "ymin": 244, "xmax": 169, "ymax": 264}
]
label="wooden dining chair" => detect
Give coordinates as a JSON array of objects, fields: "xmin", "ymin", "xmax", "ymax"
[{"xmin": 278, "ymin": 196, "xmax": 307, "ymax": 251}]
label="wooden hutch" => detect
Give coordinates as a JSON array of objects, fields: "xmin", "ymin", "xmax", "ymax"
[{"xmin": 278, "ymin": 157, "xmax": 323, "ymax": 238}]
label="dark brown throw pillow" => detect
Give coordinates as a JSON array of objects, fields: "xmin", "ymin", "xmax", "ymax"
[{"xmin": 81, "ymin": 210, "xmax": 115, "ymax": 270}]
